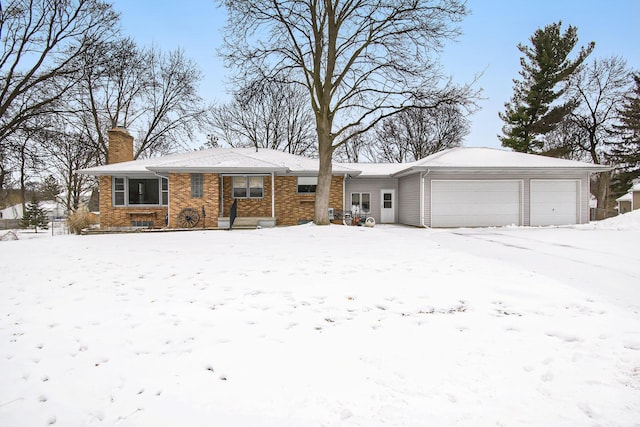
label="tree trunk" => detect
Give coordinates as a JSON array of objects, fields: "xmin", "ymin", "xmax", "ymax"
[
  {"xmin": 593, "ymin": 171, "xmax": 611, "ymax": 218},
  {"xmin": 314, "ymin": 135, "xmax": 334, "ymax": 225}
]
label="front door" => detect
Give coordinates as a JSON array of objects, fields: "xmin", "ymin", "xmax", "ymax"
[{"xmin": 380, "ymin": 189, "xmax": 395, "ymax": 223}]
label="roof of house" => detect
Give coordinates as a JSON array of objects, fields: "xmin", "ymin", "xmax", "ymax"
[
  {"xmin": 79, "ymin": 148, "xmax": 359, "ymax": 176},
  {"xmin": 631, "ymin": 182, "xmax": 640, "ymax": 192},
  {"xmin": 79, "ymin": 146, "xmax": 609, "ymax": 177},
  {"xmin": 338, "ymin": 162, "xmax": 407, "ymax": 177},
  {"xmin": 616, "ymin": 192, "xmax": 633, "ymax": 202},
  {"xmin": 396, "ymin": 147, "xmax": 610, "ymax": 174}
]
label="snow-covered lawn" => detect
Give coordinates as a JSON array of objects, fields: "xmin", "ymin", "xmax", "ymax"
[{"xmin": 1, "ymin": 213, "xmax": 639, "ymax": 426}]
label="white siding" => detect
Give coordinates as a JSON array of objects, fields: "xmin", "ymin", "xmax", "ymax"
[
  {"xmin": 398, "ymin": 174, "xmax": 421, "ymax": 226},
  {"xmin": 344, "ymin": 178, "xmax": 398, "ymax": 223}
]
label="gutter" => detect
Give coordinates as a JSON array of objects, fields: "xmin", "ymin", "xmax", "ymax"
[{"xmin": 343, "ymin": 174, "xmax": 348, "ymax": 214}]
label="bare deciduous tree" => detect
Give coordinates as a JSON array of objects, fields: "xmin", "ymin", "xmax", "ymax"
[
  {"xmin": 74, "ymin": 39, "xmax": 210, "ymax": 162},
  {"xmin": 0, "ymin": 0, "xmax": 117, "ymax": 148},
  {"xmin": 39, "ymin": 125, "xmax": 99, "ymax": 212},
  {"xmin": 565, "ymin": 56, "xmax": 631, "ymax": 210},
  {"xmin": 370, "ymin": 104, "xmax": 469, "ymax": 163},
  {"xmin": 212, "ymin": 81, "xmax": 316, "ymax": 155},
  {"xmin": 219, "ymin": 0, "xmax": 477, "ymax": 224}
]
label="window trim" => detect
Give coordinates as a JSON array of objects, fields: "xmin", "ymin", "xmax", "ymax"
[{"xmin": 112, "ymin": 176, "xmax": 168, "ymax": 207}]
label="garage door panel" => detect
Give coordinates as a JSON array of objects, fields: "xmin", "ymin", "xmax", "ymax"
[
  {"xmin": 433, "ymin": 203, "xmax": 520, "ymax": 216},
  {"xmin": 435, "ymin": 214, "xmax": 521, "ymax": 228},
  {"xmin": 530, "ymin": 180, "xmax": 579, "ymax": 226},
  {"xmin": 431, "ymin": 180, "xmax": 522, "ymax": 228}
]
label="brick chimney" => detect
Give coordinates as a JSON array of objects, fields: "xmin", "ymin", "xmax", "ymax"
[{"xmin": 107, "ymin": 127, "xmax": 134, "ymax": 164}]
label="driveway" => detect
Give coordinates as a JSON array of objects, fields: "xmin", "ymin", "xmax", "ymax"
[{"xmin": 428, "ymin": 226, "xmax": 640, "ymax": 311}]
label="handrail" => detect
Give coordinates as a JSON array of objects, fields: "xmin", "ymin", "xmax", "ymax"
[{"xmin": 229, "ymin": 199, "xmax": 238, "ymax": 230}]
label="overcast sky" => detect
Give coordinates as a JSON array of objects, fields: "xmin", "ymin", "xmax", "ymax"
[{"xmin": 109, "ymin": 0, "xmax": 640, "ymax": 150}]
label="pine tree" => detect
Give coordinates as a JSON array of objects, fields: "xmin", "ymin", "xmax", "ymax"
[
  {"xmin": 40, "ymin": 175, "xmax": 61, "ymax": 200},
  {"xmin": 21, "ymin": 197, "xmax": 49, "ymax": 233},
  {"xmin": 499, "ymin": 21, "xmax": 594, "ymax": 153},
  {"xmin": 609, "ymin": 73, "xmax": 640, "ymax": 194}
]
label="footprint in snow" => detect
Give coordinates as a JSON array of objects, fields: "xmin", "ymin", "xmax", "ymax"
[
  {"xmin": 540, "ymin": 371, "xmax": 554, "ymax": 382},
  {"xmin": 545, "ymin": 331, "xmax": 582, "ymax": 343}
]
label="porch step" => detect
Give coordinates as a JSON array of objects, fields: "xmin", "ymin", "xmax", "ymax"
[{"xmin": 218, "ymin": 217, "xmax": 276, "ymax": 229}]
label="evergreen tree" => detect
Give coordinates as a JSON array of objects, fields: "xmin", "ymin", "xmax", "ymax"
[
  {"xmin": 40, "ymin": 174, "xmax": 61, "ymax": 200},
  {"xmin": 609, "ymin": 73, "xmax": 640, "ymax": 194},
  {"xmin": 499, "ymin": 21, "xmax": 594, "ymax": 153},
  {"xmin": 21, "ymin": 197, "xmax": 49, "ymax": 233}
]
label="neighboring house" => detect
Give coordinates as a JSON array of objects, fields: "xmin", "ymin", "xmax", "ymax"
[
  {"xmin": 0, "ymin": 200, "xmax": 66, "ymax": 221},
  {"xmin": 79, "ymin": 127, "xmax": 608, "ymax": 230},
  {"xmin": 616, "ymin": 192, "xmax": 633, "ymax": 214},
  {"xmin": 616, "ymin": 182, "xmax": 640, "ymax": 213}
]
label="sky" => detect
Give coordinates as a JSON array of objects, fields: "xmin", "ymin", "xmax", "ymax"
[{"xmin": 109, "ymin": 0, "xmax": 640, "ymax": 150}]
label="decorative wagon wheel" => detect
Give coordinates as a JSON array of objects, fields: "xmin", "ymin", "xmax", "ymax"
[{"xmin": 177, "ymin": 207, "xmax": 200, "ymax": 228}]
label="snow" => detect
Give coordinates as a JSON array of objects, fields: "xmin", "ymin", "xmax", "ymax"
[
  {"xmin": 578, "ymin": 208, "xmax": 640, "ymax": 231},
  {"xmin": 1, "ymin": 218, "xmax": 639, "ymax": 426},
  {"xmin": 410, "ymin": 147, "xmax": 608, "ymax": 170}
]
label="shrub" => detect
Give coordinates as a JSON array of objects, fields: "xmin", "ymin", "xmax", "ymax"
[{"xmin": 67, "ymin": 206, "xmax": 94, "ymax": 235}]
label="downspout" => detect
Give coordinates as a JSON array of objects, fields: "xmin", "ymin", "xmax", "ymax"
[
  {"xmin": 343, "ymin": 174, "xmax": 347, "ymax": 213},
  {"xmin": 271, "ymin": 172, "xmax": 275, "ymax": 219},
  {"xmin": 420, "ymin": 169, "xmax": 431, "ymax": 228},
  {"xmin": 220, "ymin": 175, "xmax": 224, "ymax": 220}
]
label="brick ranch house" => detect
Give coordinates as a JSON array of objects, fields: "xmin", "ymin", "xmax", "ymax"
[{"xmin": 79, "ymin": 127, "xmax": 608, "ymax": 230}]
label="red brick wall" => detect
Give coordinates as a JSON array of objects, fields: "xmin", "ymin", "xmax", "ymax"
[
  {"xmin": 168, "ymin": 173, "xmax": 219, "ymax": 228},
  {"xmin": 99, "ymin": 173, "xmax": 344, "ymax": 229},
  {"xmin": 98, "ymin": 176, "xmax": 168, "ymax": 228},
  {"xmin": 221, "ymin": 176, "xmax": 273, "ymax": 218},
  {"xmin": 222, "ymin": 175, "xmax": 344, "ymax": 225}
]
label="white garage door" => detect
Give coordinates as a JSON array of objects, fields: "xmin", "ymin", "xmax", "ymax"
[
  {"xmin": 431, "ymin": 180, "xmax": 522, "ymax": 227},
  {"xmin": 530, "ymin": 180, "xmax": 579, "ymax": 226}
]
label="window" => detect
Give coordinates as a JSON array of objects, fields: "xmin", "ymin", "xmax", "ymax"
[
  {"xmin": 383, "ymin": 192, "xmax": 392, "ymax": 208},
  {"xmin": 114, "ymin": 177, "xmax": 125, "ymax": 206},
  {"xmin": 232, "ymin": 177, "xmax": 247, "ymax": 198},
  {"xmin": 191, "ymin": 173, "xmax": 203, "ymax": 198},
  {"xmin": 112, "ymin": 177, "xmax": 168, "ymax": 206},
  {"xmin": 162, "ymin": 178, "xmax": 169, "ymax": 205},
  {"xmin": 351, "ymin": 192, "xmax": 371, "ymax": 214},
  {"xmin": 233, "ymin": 176, "xmax": 264, "ymax": 198},
  {"xmin": 297, "ymin": 176, "xmax": 317, "ymax": 193},
  {"xmin": 128, "ymin": 178, "xmax": 161, "ymax": 205}
]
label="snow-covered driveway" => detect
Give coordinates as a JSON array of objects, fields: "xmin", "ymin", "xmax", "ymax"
[{"xmin": 429, "ymin": 226, "xmax": 640, "ymax": 310}]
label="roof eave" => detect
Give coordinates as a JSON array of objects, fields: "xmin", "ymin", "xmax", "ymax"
[{"xmin": 77, "ymin": 168, "xmax": 156, "ymax": 176}]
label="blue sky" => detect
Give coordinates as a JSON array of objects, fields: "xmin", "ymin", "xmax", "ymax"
[{"xmin": 110, "ymin": 0, "xmax": 640, "ymax": 150}]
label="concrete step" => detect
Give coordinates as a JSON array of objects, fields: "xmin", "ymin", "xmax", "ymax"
[{"xmin": 218, "ymin": 217, "xmax": 276, "ymax": 229}]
